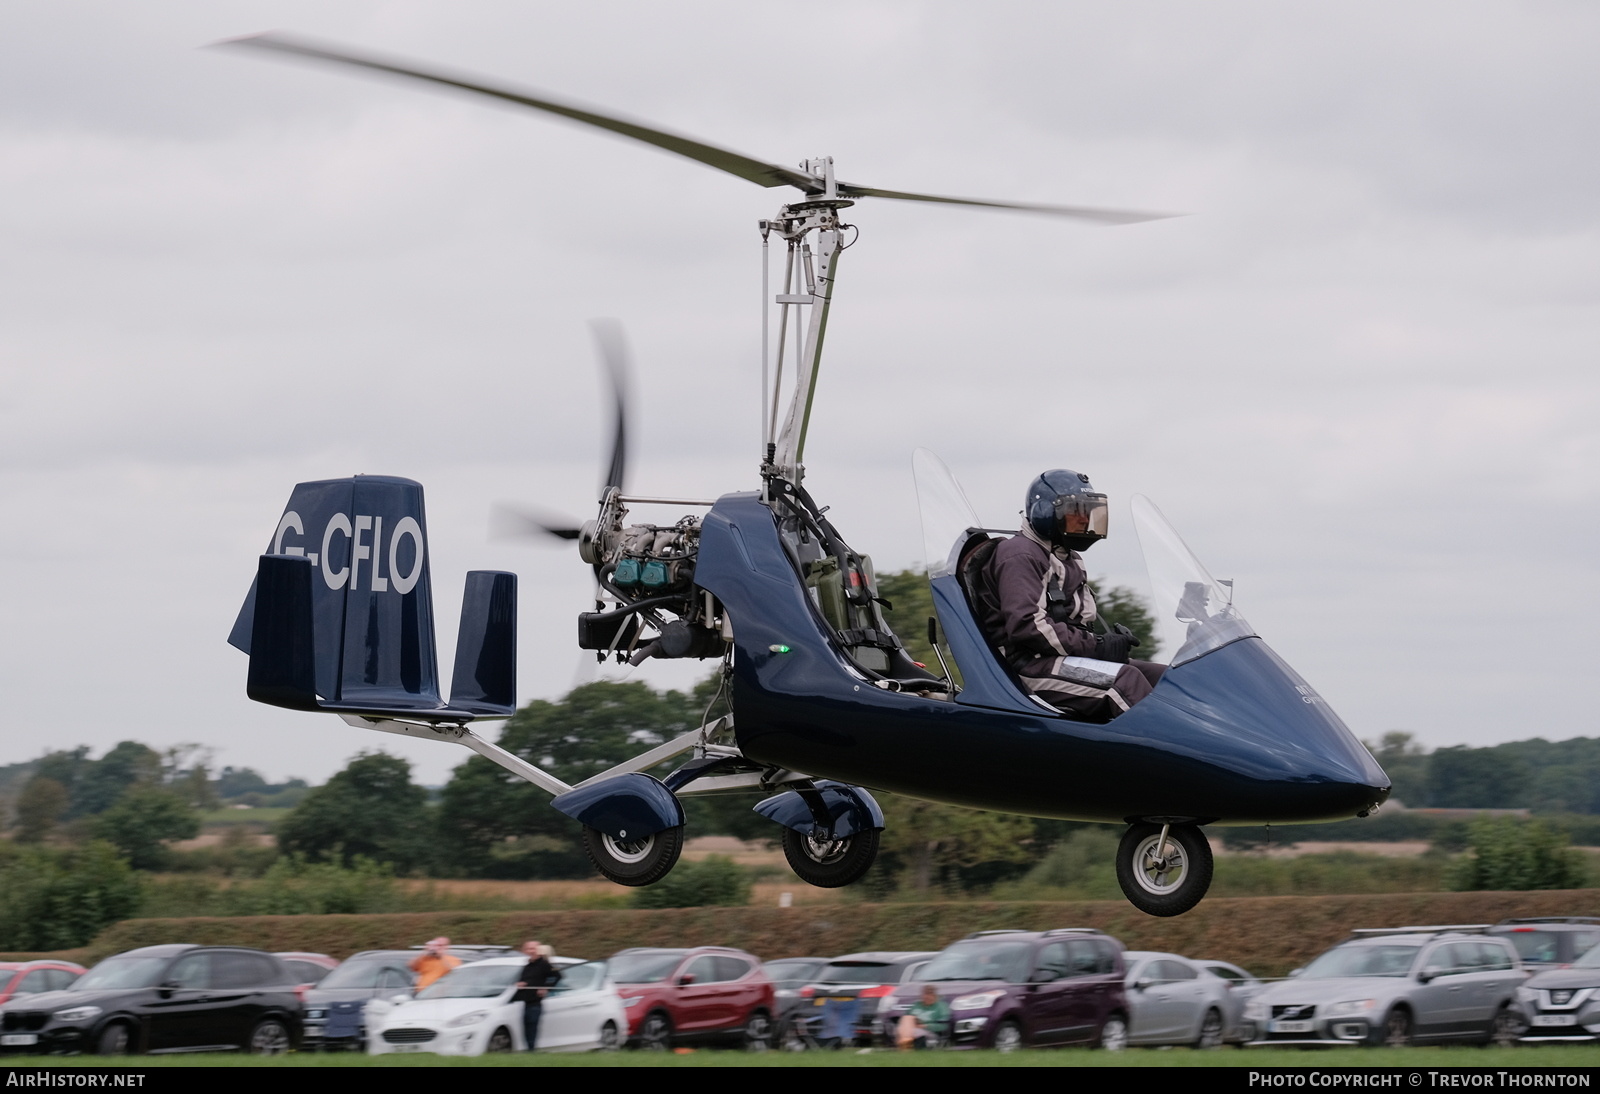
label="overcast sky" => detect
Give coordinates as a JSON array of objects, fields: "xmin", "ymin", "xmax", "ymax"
[{"xmin": 1, "ymin": 1, "xmax": 1595, "ymax": 788}]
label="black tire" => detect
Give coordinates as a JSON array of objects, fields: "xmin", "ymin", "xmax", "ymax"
[
  {"xmin": 744, "ymin": 1010, "xmax": 773, "ymax": 1052},
  {"xmin": 1096, "ymin": 1013, "xmax": 1129, "ymax": 1051},
  {"xmin": 599, "ymin": 1021, "xmax": 620, "ymax": 1052},
  {"xmin": 637, "ymin": 1012, "xmax": 672, "ymax": 1052},
  {"xmin": 95, "ymin": 1022, "xmax": 132, "ymax": 1056},
  {"xmin": 1115, "ymin": 823, "xmax": 1213, "ymax": 917},
  {"xmin": 993, "ymin": 1018, "xmax": 1024, "ymax": 1053},
  {"xmin": 582, "ymin": 824, "xmax": 683, "ymax": 887},
  {"xmin": 486, "ymin": 1027, "xmax": 514, "ymax": 1053},
  {"xmin": 1382, "ymin": 1007, "xmax": 1413, "ymax": 1047},
  {"xmin": 1487, "ymin": 1005, "xmax": 1522, "ymax": 1048},
  {"xmin": 779, "ymin": 1016, "xmax": 807, "ymax": 1052},
  {"xmin": 781, "ymin": 826, "xmax": 880, "ymax": 888},
  {"xmin": 1196, "ymin": 1007, "xmax": 1224, "ymax": 1049},
  {"xmin": 248, "ymin": 1018, "xmax": 292, "ymax": 1056}
]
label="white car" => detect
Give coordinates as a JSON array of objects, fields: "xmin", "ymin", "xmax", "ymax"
[{"xmin": 367, "ymin": 957, "xmax": 626, "ymax": 1055}]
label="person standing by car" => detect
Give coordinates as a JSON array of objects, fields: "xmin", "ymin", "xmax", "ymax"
[
  {"xmin": 409, "ymin": 937, "xmax": 461, "ymax": 994},
  {"xmin": 515, "ymin": 941, "xmax": 562, "ymax": 1051}
]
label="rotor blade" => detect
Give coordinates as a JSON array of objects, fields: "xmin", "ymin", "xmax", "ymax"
[
  {"xmin": 835, "ymin": 182, "xmax": 1178, "ymax": 225},
  {"xmin": 490, "ymin": 503, "xmax": 582, "ymax": 542},
  {"xmin": 213, "ymin": 32, "xmax": 816, "ymax": 191},
  {"xmin": 590, "ymin": 318, "xmax": 631, "ymax": 498}
]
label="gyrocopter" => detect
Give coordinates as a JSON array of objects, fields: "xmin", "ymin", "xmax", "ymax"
[{"xmin": 224, "ymin": 33, "xmax": 1389, "ymax": 916}]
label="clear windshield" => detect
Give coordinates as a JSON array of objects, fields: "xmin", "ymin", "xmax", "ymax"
[
  {"xmin": 74, "ymin": 957, "xmax": 170, "ymax": 992},
  {"xmin": 609, "ymin": 951, "xmax": 686, "ymax": 984},
  {"xmin": 320, "ymin": 958, "xmax": 413, "ymax": 990},
  {"xmin": 917, "ymin": 942, "xmax": 1032, "ymax": 984},
  {"xmin": 913, "ymin": 449, "xmax": 983, "ymax": 578},
  {"xmin": 1131, "ymin": 495, "xmax": 1256, "ymax": 667},
  {"xmin": 415, "ymin": 964, "xmax": 520, "ymax": 1000},
  {"xmin": 1301, "ymin": 944, "xmax": 1420, "ymax": 979}
]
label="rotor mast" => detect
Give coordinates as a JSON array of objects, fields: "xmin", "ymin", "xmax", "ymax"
[{"xmin": 764, "ymin": 158, "xmax": 850, "ymax": 489}]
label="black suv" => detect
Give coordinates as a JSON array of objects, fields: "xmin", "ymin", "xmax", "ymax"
[{"xmin": 0, "ymin": 944, "xmax": 303, "ymax": 1056}]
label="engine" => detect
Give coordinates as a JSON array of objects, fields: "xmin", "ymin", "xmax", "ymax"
[{"xmin": 575, "ymin": 508, "xmax": 727, "ymax": 664}]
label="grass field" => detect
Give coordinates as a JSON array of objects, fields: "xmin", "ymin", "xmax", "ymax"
[{"xmin": 3, "ymin": 1046, "xmax": 1597, "ymax": 1067}]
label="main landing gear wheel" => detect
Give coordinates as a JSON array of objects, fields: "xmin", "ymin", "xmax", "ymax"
[
  {"xmin": 582, "ymin": 824, "xmax": 683, "ymax": 886},
  {"xmin": 1115, "ymin": 823, "xmax": 1213, "ymax": 917},
  {"xmin": 781, "ymin": 826, "xmax": 880, "ymax": 888}
]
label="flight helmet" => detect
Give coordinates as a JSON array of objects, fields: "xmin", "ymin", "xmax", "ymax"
[{"xmin": 1025, "ymin": 469, "xmax": 1109, "ymax": 552}]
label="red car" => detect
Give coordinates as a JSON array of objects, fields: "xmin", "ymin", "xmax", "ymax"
[
  {"xmin": 608, "ymin": 947, "xmax": 775, "ymax": 1050},
  {"xmin": 0, "ymin": 962, "xmax": 85, "ymax": 1007}
]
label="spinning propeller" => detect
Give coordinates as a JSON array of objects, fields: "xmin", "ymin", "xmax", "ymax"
[
  {"xmin": 215, "ymin": 31, "xmax": 1176, "ymax": 225},
  {"xmin": 491, "ymin": 318, "xmax": 632, "ymax": 546}
]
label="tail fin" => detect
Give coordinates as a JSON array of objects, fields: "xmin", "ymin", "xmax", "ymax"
[{"xmin": 229, "ymin": 475, "xmax": 516, "ymax": 722}]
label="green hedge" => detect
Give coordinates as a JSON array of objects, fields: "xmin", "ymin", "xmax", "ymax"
[{"xmin": 9, "ymin": 889, "xmax": 1597, "ymax": 977}]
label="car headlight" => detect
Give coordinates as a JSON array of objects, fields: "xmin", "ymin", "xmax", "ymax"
[
  {"xmin": 622, "ymin": 996, "xmax": 643, "ymax": 1008},
  {"xmin": 1517, "ymin": 987, "xmax": 1539, "ymax": 1003},
  {"xmin": 447, "ymin": 1011, "xmax": 490, "ymax": 1028},
  {"xmin": 1326, "ymin": 999, "xmax": 1376, "ymax": 1016},
  {"xmin": 1243, "ymin": 1002, "xmax": 1267, "ymax": 1021},
  {"xmin": 950, "ymin": 990, "xmax": 1005, "ymax": 1012},
  {"xmin": 53, "ymin": 1006, "xmax": 102, "ymax": 1023},
  {"xmin": 306, "ymin": 1009, "xmax": 327, "ymax": 1020}
]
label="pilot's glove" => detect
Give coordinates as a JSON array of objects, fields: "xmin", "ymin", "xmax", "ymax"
[
  {"xmin": 1094, "ymin": 631, "xmax": 1133, "ymax": 663},
  {"xmin": 1110, "ymin": 622, "xmax": 1141, "ymax": 648}
]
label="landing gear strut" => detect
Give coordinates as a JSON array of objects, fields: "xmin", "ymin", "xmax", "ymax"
[{"xmin": 1115, "ymin": 822, "xmax": 1212, "ymax": 916}]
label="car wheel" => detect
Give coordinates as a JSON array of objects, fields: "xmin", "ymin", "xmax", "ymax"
[
  {"xmin": 1097, "ymin": 1014, "xmax": 1129, "ymax": 1052},
  {"xmin": 95, "ymin": 1023, "xmax": 132, "ymax": 1056},
  {"xmin": 1115, "ymin": 823, "xmax": 1214, "ymax": 917},
  {"xmin": 1382, "ymin": 1007, "xmax": 1413, "ymax": 1047},
  {"xmin": 582, "ymin": 824, "xmax": 684, "ymax": 887},
  {"xmin": 993, "ymin": 1019, "xmax": 1024, "ymax": 1053},
  {"xmin": 781, "ymin": 826, "xmax": 880, "ymax": 888},
  {"xmin": 599, "ymin": 1021, "xmax": 620, "ymax": 1052},
  {"xmin": 486, "ymin": 1027, "xmax": 514, "ymax": 1053},
  {"xmin": 248, "ymin": 1018, "xmax": 291, "ymax": 1056},
  {"xmin": 744, "ymin": 1010, "xmax": 773, "ymax": 1052},
  {"xmin": 1196, "ymin": 1008, "xmax": 1224, "ymax": 1049},
  {"xmin": 779, "ymin": 1017, "xmax": 807, "ymax": 1052},
  {"xmin": 638, "ymin": 1012, "xmax": 672, "ymax": 1051},
  {"xmin": 1488, "ymin": 1006, "xmax": 1523, "ymax": 1048}
]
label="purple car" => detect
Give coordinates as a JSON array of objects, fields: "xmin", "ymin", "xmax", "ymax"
[{"xmin": 881, "ymin": 929, "xmax": 1129, "ymax": 1051}]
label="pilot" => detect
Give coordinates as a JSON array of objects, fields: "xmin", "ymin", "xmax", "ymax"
[{"xmin": 980, "ymin": 469, "xmax": 1164, "ymax": 721}]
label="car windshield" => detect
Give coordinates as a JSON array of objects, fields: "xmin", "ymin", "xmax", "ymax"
[
  {"xmin": 319, "ymin": 959, "xmax": 411, "ymax": 990},
  {"xmin": 1300, "ymin": 944, "xmax": 1420, "ymax": 979},
  {"xmin": 0, "ymin": 972, "xmax": 13, "ymax": 993},
  {"xmin": 609, "ymin": 952, "xmax": 686, "ymax": 984},
  {"xmin": 416, "ymin": 964, "xmax": 520, "ymax": 1000},
  {"xmin": 819, "ymin": 962, "xmax": 897, "ymax": 985},
  {"xmin": 74, "ymin": 957, "xmax": 171, "ymax": 991},
  {"xmin": 1503, "ymin": 932, "xmax": 1563, "ymax": 965},
  {"xmin": 917, "ymin": 942, "xmax": 1032, "ymax": 984}
]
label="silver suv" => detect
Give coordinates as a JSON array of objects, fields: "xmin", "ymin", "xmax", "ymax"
[{"xmin": 1242, "ymin": 927, "xmax": 1526, "ymax": 1047}]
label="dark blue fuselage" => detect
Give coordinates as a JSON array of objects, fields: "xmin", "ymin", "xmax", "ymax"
[{"xmin": 694, "ymin": 492, "xmax": 1389, "ymax": 826}]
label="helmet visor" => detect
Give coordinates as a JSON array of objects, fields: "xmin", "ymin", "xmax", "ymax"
[{"xmin": 1057, "ymin": 493, "xmax": 1108, "ymax": 541}]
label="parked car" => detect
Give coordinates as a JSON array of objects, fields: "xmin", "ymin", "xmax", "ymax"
[
  {"xmin": 1242, "ymin": 928, "xmax": 1526, "ymax": 1048},
  {"xmin": 301, "ymin": 950, "xmax": 423, "ymax": 1050},
  {"xmin": 1488, "ymin": 919, "xmax": 1600, "ymax": 973},
  {"xmin": 0, "ymin": 945, "xmax": 303, "ymax": 1056},
  {"xmin": 1514, "ymin": 940, "xmax": 1600, "ymax": 1043},
  {"xmin": 880, "ymin": 928, "xmax": 1129, "ymax": 1051},
  {"xmin": 1120, "ymin": 951, "xmax": 1239, "ymax": 1048},
  {"xmin": 608, "ymin": 947, "xmax": 776, "ymax": 1050},
  {"xmin": 1196, "ymin": 958, "xmax": 1267, "ymax": 1044},
  {"xmin": 792, "ymin": 951, "xmax": 939, "ymax": 1047},
  {"xmin": 761, "ymin": 957, "xmax": 831, "ymax": 1049},
  {"xmin": 276, "ymin": 952, "xmax": 338, "ymax": 987},
  {"xmin": 0, "ymin": 962, "xmax": 85, "ymax": 1008},
  {"xmin": 367, "ymin": 956, "xmax": 624, "ymax": 1055}
]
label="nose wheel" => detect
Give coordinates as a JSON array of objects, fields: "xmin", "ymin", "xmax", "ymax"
[
  {"xmin": 582, "ymin": 824, "xmax": 684, "ymax": 886},
  {"xmin": 1115, "ymin": 822, "xmax": 1212, "ymax": 916}
]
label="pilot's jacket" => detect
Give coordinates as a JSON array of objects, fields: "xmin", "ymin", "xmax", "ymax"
[{"xmin": 984, "ymin": 525, "xmax": 1157, "ymax": 720}]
